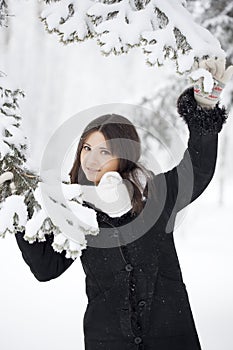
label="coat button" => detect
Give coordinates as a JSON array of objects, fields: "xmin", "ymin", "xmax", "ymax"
[
  {"xmin": 134, "ymin": 336, "xmax": 142, "ymax": 344},
  {"xmin": 125, "ymin": 263, "xmax": 133, "ymax": 272},
  {"xmin": 138, "ymin": 300, "xmax": 146, "ymax": 307}
]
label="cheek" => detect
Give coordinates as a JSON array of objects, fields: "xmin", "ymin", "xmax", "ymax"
[
  {"xmin": 80, "ymin": 151, "xmax": 85, "ymax": 165},
  {"xmin": 114, "ymin": 159, "xmax": 119, "ymax": 170},
  {"xmin": 104, "ymin": 158, "xmax": 119, "ymax": 171}
]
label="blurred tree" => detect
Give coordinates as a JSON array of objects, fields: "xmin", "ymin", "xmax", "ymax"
[
  {"xmin": 0, "ymin": 0, "xmax": 7, "ymax": 27},
  {"xmin": 134, "ymin": 74, "xmax": 187, "ymax": 163}
]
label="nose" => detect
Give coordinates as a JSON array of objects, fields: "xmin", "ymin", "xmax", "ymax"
[{"xmin": 85, "ymin": 149, "xmax": 101, "ymax": 168}]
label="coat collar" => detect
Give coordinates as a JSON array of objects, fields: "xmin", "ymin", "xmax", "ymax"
[{"xmin": 82, "ymin": 200, "xmax": 137, "ymax": 225}]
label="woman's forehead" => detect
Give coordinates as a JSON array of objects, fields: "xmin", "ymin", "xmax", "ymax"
[{"xmin": 84, "ymin": 131, "xmax": 107, "ymax": 147}]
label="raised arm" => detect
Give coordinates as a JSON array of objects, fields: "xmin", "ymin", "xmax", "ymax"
[
  {"xmin": 15, "ymin": 231, "xmax": 75, "ymax": 282},
  {"xmin": 160, "ymin": 58, "xmax": 233, "ymax": 219},
  {"xmin": 148, "ymin": 85, "xmax": 228, "ymax": 235},
  {"xmin": 161, "ymin": 87, "xmax": 227, "ymax": 214}
]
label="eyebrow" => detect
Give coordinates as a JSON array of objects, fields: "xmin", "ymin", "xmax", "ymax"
[{"xmin": 84, "ymin": 142, "xmax": 110, "ymax": 151}]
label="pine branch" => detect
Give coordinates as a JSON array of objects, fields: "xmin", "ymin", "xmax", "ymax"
[
  {"xmin": 0, "ymin": 79, "xmax": 92, "ymax": 259},
  {"xmin": 40, "ymin": 0, "xmax": 225, "ymax": 73}
]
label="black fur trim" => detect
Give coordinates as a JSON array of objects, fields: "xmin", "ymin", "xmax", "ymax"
[{"xmin": 177, "ymin": 87, "xmax": 228, "ymax": 135}]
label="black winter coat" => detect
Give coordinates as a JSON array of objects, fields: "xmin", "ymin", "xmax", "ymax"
[{"xmin": 15, "ymin": 88, "xmax": 228, "ymax": 350}]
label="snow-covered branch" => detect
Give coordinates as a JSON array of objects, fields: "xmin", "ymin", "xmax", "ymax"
[
  {"xmin": 41, "ymin": 0, "xmax": 94, "ymax": 42},
  {"xmin": 0, "ymin": 77, "xmax": 98, "ymax": 259},
  {"xmin": 40, "ymin": 0, "xmax": 225, "ymax": 73}
]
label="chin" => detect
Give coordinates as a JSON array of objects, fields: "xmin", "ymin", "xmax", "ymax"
[{"xmin": 85, "ymin": 174, "xmax": 100, "ymax": 184}]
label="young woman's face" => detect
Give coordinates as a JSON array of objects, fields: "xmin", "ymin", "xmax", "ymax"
[{"xmin": 80, "ymin": 131, "xmax": 119, "ymax": 185}]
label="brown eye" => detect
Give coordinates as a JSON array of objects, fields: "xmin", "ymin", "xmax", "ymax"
[
  {"xmin": 101, "ymin": 150, "xmax": 111, "ymax": 156},
  {"xmin": 83, "ymin": 145, "xmax": 91, "ymax": 151}
]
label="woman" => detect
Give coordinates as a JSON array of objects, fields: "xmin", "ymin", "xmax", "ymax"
[{"xmin": 16, "ymin": 59, "xmax": 232, "ymax": 350}]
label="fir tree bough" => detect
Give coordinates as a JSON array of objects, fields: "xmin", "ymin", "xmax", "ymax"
[
  {"xmin": 0, "ymin": 82, "xmax": 40, "ymax": 233},
  {"xmin": 40, "ymin": 0, "xmax": 225, "ymax": 73},
  {"xmin": 0, "ymin": 79, "xmax": 98, "ymax": 259}
]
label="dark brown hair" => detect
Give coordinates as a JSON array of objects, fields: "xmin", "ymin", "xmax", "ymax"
[{"xmin": 69, "ymin": 114, "xmax": 151, "ymax": 214}]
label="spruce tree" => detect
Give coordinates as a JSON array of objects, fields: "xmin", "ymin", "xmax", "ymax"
[
  {"xmin": 0, "ymin": 79, "xmax": 42, "ymax": 237},
  {"xmin": 0, "ymin": 78, "xmax": 96, "ymax": 258}
]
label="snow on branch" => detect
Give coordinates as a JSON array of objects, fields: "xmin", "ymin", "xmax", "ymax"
[
  {"xmin": 0, "ymin": 77, "xmax": 98, "ymax": 259},
  {"xmin": 40, "ymin": 0, "xmax": 225, "ymax": 73},
  {"xmin": 41, "ymin": 0, "xmax": 94, "ymax": 42},
  {"xmin": 0, "ymin": 82, "xmax": 27, "ymax": 164}
]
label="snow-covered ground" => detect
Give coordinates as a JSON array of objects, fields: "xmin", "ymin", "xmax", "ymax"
[
  {"xmin": 0, "ymin": 177, "xmax": 232, "ymax": 350},
  {"xmin": 0, "ymin": 1, "xmax": 233, "ymax": 350},
  {"xmin": 174, "ymin": 178, "xmax": 233, "ymax": 350}
]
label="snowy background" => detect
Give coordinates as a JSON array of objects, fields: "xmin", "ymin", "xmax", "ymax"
[{"xmin": 0, "ymin": 1, "xmax": 233, "ymax": 350}]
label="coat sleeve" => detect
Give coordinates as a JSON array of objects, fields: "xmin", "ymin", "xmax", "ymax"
[
  {"xmin": 15, "ymin": 231, "xmax": 75, "ymax": 282},
  {"xmin": 152, "ymin": 87, "xmax": 228, "ymax": 216}
]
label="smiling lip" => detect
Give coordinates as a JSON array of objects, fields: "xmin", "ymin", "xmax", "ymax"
[{"xmin": 86, "ymin": 167, "xmax": 100, "ymax": 172}]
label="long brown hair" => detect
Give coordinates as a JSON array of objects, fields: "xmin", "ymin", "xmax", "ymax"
[{"xmin": 69, "ymin": 114, "xmax": 152, "ymax": 215}]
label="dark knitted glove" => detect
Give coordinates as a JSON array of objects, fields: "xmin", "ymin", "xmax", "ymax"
[{"xmin": 177, "ymin": 87, "xmax": 228, "ymax": 136}]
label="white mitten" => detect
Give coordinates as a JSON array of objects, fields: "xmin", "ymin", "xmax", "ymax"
[
  {"xmin": 193, "ymin": 58, "xmax": 233, "ymax": 109},
  {"xmin": 82, "ymin": 171, "xmax": 132, "ymax": 217}
]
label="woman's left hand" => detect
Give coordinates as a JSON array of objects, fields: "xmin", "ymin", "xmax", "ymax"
[{"xmin": 193, "ymin": 58, "xmax": 233, "ymax": 109}]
